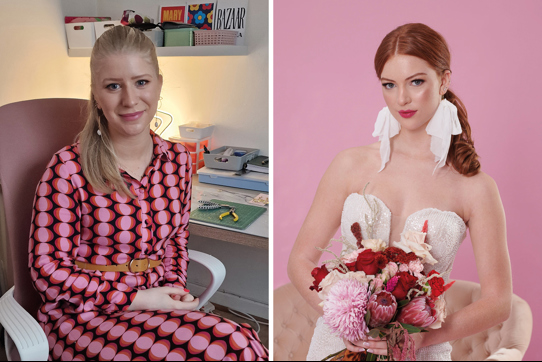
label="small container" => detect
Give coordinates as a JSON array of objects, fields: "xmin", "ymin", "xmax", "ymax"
[
  {"xmin": 178, "ymin": 123, "xmax": 215, "ymax": 139},
  {"xmin": 164, "ymin": 28, "xmax": 195, "ymax": 46},
  {"xmin": 94, "ymin": 21, "xmax": 121, "ymax": 39},
  {"xmin": 143, "ymin": 28, "xmax": 164, "ymax": 47},
  {"xmin": 65, "ymin": 22, "xmax": 96, "ymax": 48},
  {"xmin": 194, "ymin": 30, "xmax": 238, "ymax": 46},
  {"xmin": 203, "ymin": 146, "xmax": 259, "ymax": 171}
]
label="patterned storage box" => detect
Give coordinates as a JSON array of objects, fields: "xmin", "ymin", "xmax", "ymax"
[{"xmin": 193, "ymin": 30, "xmax": 238, "ymax": 45}]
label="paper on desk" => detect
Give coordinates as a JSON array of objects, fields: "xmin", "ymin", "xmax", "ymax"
[{"xmin": 249, "ymin": 193, "xmax": 269, "ymax": 206}]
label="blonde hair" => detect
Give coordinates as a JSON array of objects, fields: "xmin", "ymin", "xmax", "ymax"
[{"xmin": 78, "ymin": 26, "xmax": 160, "ymax": 198}]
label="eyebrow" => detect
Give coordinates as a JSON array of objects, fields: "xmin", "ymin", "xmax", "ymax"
[
  {"xmin": 102, "ymin": 74, "xmax": 152, "ymax": 82},
  {"xmin": 381, "ymin": 72, "xmax": 427, "ymax": 82}
]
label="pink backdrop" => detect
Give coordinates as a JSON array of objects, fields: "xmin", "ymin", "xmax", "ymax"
[{"xmin": 273, "ymin": 1, "xmax": 542, "ymax": 360}]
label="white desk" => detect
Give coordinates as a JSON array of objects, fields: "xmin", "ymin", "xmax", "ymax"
[{"xmin": 189, "ymin": 176, "xmax": 268, "ymax": 249}]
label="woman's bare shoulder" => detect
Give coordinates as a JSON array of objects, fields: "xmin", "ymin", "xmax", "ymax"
[
  {"xmin": 458, "ymin": 170, "xmax": 501, "ymax": 222},
  {"xmin": 330, "ymin": 142, "xmax": 380, "ymax": 172}
]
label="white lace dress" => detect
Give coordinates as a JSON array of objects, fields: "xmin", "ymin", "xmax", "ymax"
[{"xmin": 306, "ymin": 194, "xmax": 467, "ymax": 361}]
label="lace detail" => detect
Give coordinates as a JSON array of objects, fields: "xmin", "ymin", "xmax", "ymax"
[{"xmin": 308, "ymin": 193, "xmax": 467, "ymax": 361}]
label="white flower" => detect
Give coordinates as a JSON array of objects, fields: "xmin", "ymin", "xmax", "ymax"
[
  {"xmin": 393, "ymin": 230, "xmax": 438, "ymax": 265},
  {"xmin": 428, "ymin": 296, "xmax": 447, "ymax": 329},
  {"xmin": 318, "ymin": 270, "xmax": 349, "ymax": 301},
  {"xmin": 361, "ymin": 239, "xmax": 387, "ymax": 252}
]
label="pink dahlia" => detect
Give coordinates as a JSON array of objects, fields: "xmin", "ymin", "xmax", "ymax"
[
  {"xmin": 367, "ymin": 291, "xmax": 397, "ymax": 328},
  {"xmin": 396, "ymin": 296, "xmax": 437, "ymax": 328},
  {"xmin": 323, "ymin": 278, "xmax": 370, "ymax": 342}
]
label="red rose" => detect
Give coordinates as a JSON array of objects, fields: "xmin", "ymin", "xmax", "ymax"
[
  {"xmin": 309, "ymin": 265, "xmax": 329, "ymax": 292},
  {"xmin": 355, "ymin": 249, "xmax": 380, "ymax": 275},
  {"xmin": 392, "ymin": 271, "xmax": 419, "ymax": 301}
]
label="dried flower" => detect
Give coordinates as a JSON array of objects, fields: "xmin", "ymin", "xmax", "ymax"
[
  {"xmin": 422, "ymin": 219, "xmax": 428, "ymax": 233},
  {"xmin": 351, "ymin": 222, "xmax": 363, "ymax": 248},
  {"xmin": 323, "ymin": 278, "xmax": 370, "ymax": 342},
  {"xmin": 368, "ymin": 291, "xmax": 397, "ymax": 328},
  {"xmin": 396, "ymin": 296, "xmax": 437, "ymax": 328}
]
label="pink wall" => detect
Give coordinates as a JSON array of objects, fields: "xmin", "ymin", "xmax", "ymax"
[{"xmin": 273, "ymin": 0, "xmax": 542, "ymax": 359}]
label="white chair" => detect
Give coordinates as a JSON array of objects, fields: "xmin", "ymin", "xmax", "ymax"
[{"xmin": 0, "ymin": 98, "xmax": 226, "ymax": 361}]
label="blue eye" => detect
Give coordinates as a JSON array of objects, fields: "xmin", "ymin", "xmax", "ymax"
[
  {"xmin": 412, "ymin": 79, "xmax": 424, "ymax": 86},
  {"xmin": 137, "ymin": 80, "xmax": 149, "ymax": 86},
  {"xmin": 382, "ymin": 83, "xmax": 395, "ymax": 89},
  {"xmin": 106, "ymin": 83, "xmax": 120, "ymax": 90}
]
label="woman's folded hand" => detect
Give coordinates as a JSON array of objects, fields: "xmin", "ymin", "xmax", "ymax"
[{"xmin": 128, "ymin": 287, "xmax": 200, "ymax": 311}]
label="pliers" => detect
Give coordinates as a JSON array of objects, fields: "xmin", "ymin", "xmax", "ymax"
[
  {"xmin": 198, "ymin": 201, "xmax": 239, "ymax": 222},
  {"xmin": 219, "ymin": 207, "xmax": 239, "ymax": 222}
]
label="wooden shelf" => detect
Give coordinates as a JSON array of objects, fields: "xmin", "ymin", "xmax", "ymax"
[{"xmin": 68, "ymin": 45, "xmax": 248, "ymax": 57}]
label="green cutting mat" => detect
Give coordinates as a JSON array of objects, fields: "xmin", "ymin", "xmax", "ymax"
[{"xmin": 191, "ymin": 199, "xmax": 267, "ymax": 230}]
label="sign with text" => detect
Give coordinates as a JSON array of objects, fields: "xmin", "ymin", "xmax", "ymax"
[
  {"xmin": 213, "ymin": 0, "xmax": 248, "ymax": 45},
  {"xmin": 160, "ymin": 5, "xmax": 187, "ymax": 23}
]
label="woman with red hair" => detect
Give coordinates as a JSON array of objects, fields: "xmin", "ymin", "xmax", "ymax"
[{"xmin": 288, "ymin": 23, "xmax": 512, "ymax": 360}]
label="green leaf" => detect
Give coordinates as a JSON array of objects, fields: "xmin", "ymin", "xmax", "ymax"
[
  {"xmin": 365, "ymin": 310, "xmax": 372, "ymax": 326},
  {"xmin": 398, "ymin": 299, "xmax": 410, "ymax": 308},
  {"xmin": 367, "ymin": 329, "xmax": 381, "ymax": 339},
  {"xmin": 399, "ymin": 323, "xmax": 423, "ymax": 334}
]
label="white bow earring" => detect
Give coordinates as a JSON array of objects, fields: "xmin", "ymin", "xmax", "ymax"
[
  {"xmin": 372, "ymin": 107, "xmax": 401, "ymax": 172},
  {"xmin": 425, "ymin": 99, "xmax": 462, "ymax": 174},
  {"xmin": 372, "ymin": 99, "xmax": 462, "ymax": 175}
]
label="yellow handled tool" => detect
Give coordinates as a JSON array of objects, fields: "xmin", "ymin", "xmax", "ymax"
[{"xmin": 219, "ymin": 208, "xmax": 239, "ymax": 222}]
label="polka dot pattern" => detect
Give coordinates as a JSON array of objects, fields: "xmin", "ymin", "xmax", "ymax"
[{"xmin": 29, "ymin": 133, "xmax": 268, "ymax": 360}]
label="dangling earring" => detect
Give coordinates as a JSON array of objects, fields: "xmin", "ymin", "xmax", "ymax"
[{"xmin": 97, "ymin": 129, "xmax": 102, "ymax": 136}]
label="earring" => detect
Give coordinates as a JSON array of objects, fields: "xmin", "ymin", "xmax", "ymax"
[{"xmin": 97, "ymin": 129, "xmax": 102, "ymax": 136}]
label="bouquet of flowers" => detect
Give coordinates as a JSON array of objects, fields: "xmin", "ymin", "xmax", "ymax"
[{"xmin": 310, "ymin": 210, "xmax": 455, "ymax": 361}]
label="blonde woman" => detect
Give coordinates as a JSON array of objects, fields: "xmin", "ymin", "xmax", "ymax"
[{"xmin": 29, "ymin": 26, "xmax": 268, "ymax": 361}]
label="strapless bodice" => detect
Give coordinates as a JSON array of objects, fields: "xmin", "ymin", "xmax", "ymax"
[{"xmin": 340, "ymin": 193, "xmax": 467, "ymax": 283}]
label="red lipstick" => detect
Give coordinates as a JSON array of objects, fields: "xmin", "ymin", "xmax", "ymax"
[{"xmin": 398, "ymin": 110, "xmax": 417, "ymax": 118}]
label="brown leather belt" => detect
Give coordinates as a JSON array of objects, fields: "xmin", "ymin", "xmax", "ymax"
[{"xmin": 75, "ymin": 258, "xmax": 162, "ymax": 273}]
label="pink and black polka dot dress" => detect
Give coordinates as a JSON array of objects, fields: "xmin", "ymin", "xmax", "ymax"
[{"xmin": 29, "ymin": 132, "xmax": 268, "ymax": 361}]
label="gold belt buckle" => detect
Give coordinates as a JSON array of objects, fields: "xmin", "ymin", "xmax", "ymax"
[{"xmin": 129, "ymin": 258, "xmax": 150, "ymax": 273}]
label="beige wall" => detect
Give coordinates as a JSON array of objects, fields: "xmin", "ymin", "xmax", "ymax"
[{"xmin": 0, "ymin": 0, "xmax": 268, "ymax": 294}]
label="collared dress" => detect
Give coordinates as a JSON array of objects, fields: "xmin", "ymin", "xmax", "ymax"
[{"xmin": 28, "ymin": 132, "xmax": 268, "ymax": 361}]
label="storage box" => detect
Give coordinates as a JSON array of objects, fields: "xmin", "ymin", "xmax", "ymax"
[
  {"xmin": 65, "ymin": 22, "xmax": 96, "ymax": 48},
  {"xmin": 179, "ymin": 123, "xmax": 215, "ymax": 139},
  {"xmin": 164, "ymin": 28, "xmax": 195, "ymax": 46},
  {"xmin": 197, "ymin": 167, "xmax": 269, "ymax": 192},
  {"xmin": 169, "ymin": 136, "xmax": 210, "ymax": 171},
  {"xmin": 94, "ymin": 21, "xmax": 121, "ymax": 39},
  {"xmin": 203, "ymin": 146, "xmax": 259, "ymax": 171},
  {"xmin": 143, "ymin": 28, "xmax": 164, "ymax": 47},
  {"xmin": 194, "ymin": 30, "xmax": 237, "ymax": 45}
]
